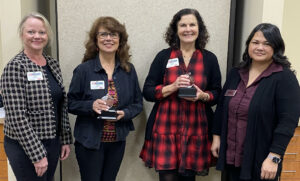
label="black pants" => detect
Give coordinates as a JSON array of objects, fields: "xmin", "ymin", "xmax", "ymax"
[
  {"xmin": 4, "ymin": 136, "xmax": 60, "ymax": 181},
  {"xmin": 225, "ymin": 165, "xmax": 245, "ymax": 181},
  {"xmin": 225, "ymin": 164, "xmax": 278, "ymax": 181},
  {"xmin": 75, "ymin": 141, "xmax": 126, "ymax": 181},
  {"xmin": 158, "ymin": 170, "xmax": 196, "ymax": 181}
]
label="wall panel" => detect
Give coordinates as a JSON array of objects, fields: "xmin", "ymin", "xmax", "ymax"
[{"xmin": 57, "ymin": 1, "xmax": 231, "ymax": 180}]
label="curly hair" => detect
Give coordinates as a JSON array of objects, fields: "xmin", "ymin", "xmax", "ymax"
[
  {"xmin": 82, "ymin": 16, "xmax": 131, "ymax": 72},
  {"xmin": 240, "ymin": 23, "xmax": 291, "ymax": 69},
  {"xmin": 164, "ymin": 8, "xmax": 209, "ymax": 50}
]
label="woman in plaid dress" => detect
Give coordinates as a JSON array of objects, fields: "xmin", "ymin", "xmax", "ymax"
[{"xmin": 140, "ymin": 8, "xmax": 222, "ymax": 181}]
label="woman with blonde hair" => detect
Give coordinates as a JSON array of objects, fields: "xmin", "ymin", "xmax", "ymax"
[{"xmin": 1, "ymin": 12, "xmax": 72, "ymax": 180}]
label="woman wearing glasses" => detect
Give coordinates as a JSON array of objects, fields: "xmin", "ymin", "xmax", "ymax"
[{"xmin": 68, "ymin": 16, "xmax": 143, "ymax": 181}]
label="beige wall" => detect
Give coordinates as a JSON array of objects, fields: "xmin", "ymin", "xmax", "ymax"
[
  {"xmin": 282, "ymin": 0, "xmax": 300, "ymax": 80},
  {"xmin": 262, "ymin": 0, "xmax": 284, "ymax": 28},
  {"xmin": 282, "ymin": 0, "xmax": 300, "ymax": 126},
  {"xmin": 57, "ymin": 0, "xmax": 231, "ymax": 181},
  {"xmin": 0, "ymin": 0, "xmax": 22, "ymax": 75},
  {"xmin": 20, "ymin": 0, "xmax": 39, "ymax": 17}
]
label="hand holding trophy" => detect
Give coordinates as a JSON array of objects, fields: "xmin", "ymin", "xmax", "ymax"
[
  {"xmin": 178, "ymin": 72, "xmax": 197, "ymax": 98},
  {"xmin": 97, "ymin": 94, "xmax": 117, "ymax": 120}
]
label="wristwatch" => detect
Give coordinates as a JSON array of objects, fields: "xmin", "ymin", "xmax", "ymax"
[{"xmin": 268, "ymin": 154, "xmax": 282, "ymax": 164}]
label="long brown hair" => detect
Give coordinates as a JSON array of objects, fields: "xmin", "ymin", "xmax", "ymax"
[{"xmin": 82, "ymin": 17, "xmax": 131, "ymax": 72}]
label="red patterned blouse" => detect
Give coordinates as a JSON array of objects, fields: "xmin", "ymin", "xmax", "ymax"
[{"xmin": 101, "ymin": 80, "xmax": 118, "ymax": 142}]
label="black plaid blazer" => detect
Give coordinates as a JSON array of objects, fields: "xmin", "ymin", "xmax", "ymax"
[{"xmin": 0, "ymin": 51, "xmax": 73, "ymax": 163}]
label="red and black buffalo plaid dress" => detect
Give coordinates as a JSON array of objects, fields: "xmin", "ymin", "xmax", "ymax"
[{"xmin": 140, "ymin": 49, "xmax": 214, "ymax": 175}]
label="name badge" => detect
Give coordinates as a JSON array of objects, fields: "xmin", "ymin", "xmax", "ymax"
[
  {"xmin": 225, "ymin": 89, "xmax": 237, "ymax": 97},
  {"xmin": 166, "ymin": 58, "xmax": 179, "ymax": 68},
  {"xmin": 27, "ymin": 71, "xmax": 43, "ymax": 81},
  {"xmin": 90, "ymin": 81, "xmax": 105, "ymax": 90}
]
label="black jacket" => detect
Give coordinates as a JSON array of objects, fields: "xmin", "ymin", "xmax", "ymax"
[
  {"xmin": 212, "ymin": 67, "xmax": 300, "ymax": 180},
  {"xmin": 68, "ymin": 56, "xmax": 143, "ymax": 149}
]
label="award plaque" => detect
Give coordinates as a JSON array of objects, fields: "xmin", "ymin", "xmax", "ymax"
[
  {"xmin": 98, "ymin": 109, "xmax": 117, "ymax": 120},
  {"xmin": 97, "ymin": 94, "xmax": 118, "ymax": 120},
  {"xmin": 178, "ymin": 72, "xmax": 197, "ymax": 98}
]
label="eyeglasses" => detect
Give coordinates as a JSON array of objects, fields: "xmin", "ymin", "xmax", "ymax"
[{"xmin": 97, "ymin": 32, "xmax": 119, "ymax": 39}]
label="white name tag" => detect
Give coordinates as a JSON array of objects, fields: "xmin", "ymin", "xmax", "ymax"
[
  {"xmin": 166, "ymin": 58, "xmax": 179, "ymax": 68},
  {"xmin": 90, "ymin": 81, "xmax": 105, "ymax": 90},
  {"xmin": 27, "ymin": 71, "xmax": 43, "ymax": 81}
]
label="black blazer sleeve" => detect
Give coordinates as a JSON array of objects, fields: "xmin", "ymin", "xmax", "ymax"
[
  {"xmin": 143, "ymin": 48, "xmax": 171, "ymax": 102},
  {"xmin": 270, "ymin": 70, "xmax": 300, "ymax": 155},
  {"xmin": 203, "ymin": 50, "xmax": 222, "ymax": 106}
]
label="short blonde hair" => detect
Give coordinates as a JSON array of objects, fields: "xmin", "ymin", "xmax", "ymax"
[{"xmin": 18, "ymin": 12, "xmax": 53, "ymax": 46}]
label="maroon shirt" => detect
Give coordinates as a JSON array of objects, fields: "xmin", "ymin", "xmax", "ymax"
[{"xmin": 226, "ymin": 62, "xmax": 283, "ymax": 166}]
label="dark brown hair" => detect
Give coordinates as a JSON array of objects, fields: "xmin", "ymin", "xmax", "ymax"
[
  {"xmin": 164, "ymin": 8, "xmax": 209, "ymax": 50},
  {"xmin": 240, "ymin": 23, "xmax": 290, "ymax": 69},
  {"xmin": 82, "ymin": 16, "xmax": 131, "ymax": 72}
]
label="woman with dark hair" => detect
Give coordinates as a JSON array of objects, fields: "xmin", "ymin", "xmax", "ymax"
[
  {"xmin": 140, "ymin": 8, "xmax": 222, "ymax": 181},
  {"xmin": 68, "ymin": 16, "xmax": 143, "ymax": 181},
  {"xmin": 211, "ymin": 23, "xmax": 300, "ymax": 181}
]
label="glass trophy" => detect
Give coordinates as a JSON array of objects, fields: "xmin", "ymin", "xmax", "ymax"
[
  {"xmin": 97, "ymin": 94, "xmax": 117, "ymax": 120},
  {"xmin": 178, "ymin": 72, "xmax": 197, "ymax": 98}
]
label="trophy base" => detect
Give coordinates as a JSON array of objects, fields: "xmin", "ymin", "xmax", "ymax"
[
  {"xmin": 97, "ymin": 110, "xmax": 117, "ymax": 120},
  {"xmin": 178, "ymin": 87, "xmax": 197, "ymax": 98}
]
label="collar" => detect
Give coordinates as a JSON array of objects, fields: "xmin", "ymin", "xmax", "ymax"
[
  {"xmin": 21, "ymin": 50, "xmax": 53, "ymax": 66},
  {"xmin": 93, "ymin": 54, "xmax": 120, "ymax": 72},
  {"xmin": 239, "ymin": 62, "xmax": 283, "ymax": 86}
]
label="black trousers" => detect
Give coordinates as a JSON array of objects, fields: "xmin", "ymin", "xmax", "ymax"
[
  {"xmin": 75, "ymin": 140, "xmax": 126, "ymax": 181},
  {"xmin": 158, "ymin": 170, "xmax": 196, "ymax": 181},
  {"xmin": 225, "ymin": 164, "xmax": 278, "ymax": 181},
  {"xmin": 4, "ymin": 136, "xmax": 60, "ymax": 181}
]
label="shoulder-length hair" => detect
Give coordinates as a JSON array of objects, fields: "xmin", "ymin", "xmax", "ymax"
[
  {"xmin": 82, "ymin": 16, "xmax": 131, "ymax": 72},
  {"xmin": 164, "ymin": 8, "xmax": 209, "ymax": 50},
  {"xmin": 240, "ymin": 23, "xmax": 291, "ymax": 69},
  {"xmin": 19, "ymin": 12, "xmax": 53, "ymax": 47}
]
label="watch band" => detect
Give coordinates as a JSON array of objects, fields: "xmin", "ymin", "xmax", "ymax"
[{"xmin": 268, "ymin": 154, "xmax": 281, "ymax": 164}]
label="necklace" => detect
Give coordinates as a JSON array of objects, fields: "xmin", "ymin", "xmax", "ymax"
[
  {"xmin": 182, "ymin": 50, "xmax": 194, "ymax": 59},
  {"xmin": 183, "ymin": 54, "xmax": 192, "ymax": 59}
]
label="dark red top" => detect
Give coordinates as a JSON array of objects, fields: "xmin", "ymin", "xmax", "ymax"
[{"xmin": 226, "ymin": 62, "xmax": 283, "ymax": 166}]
